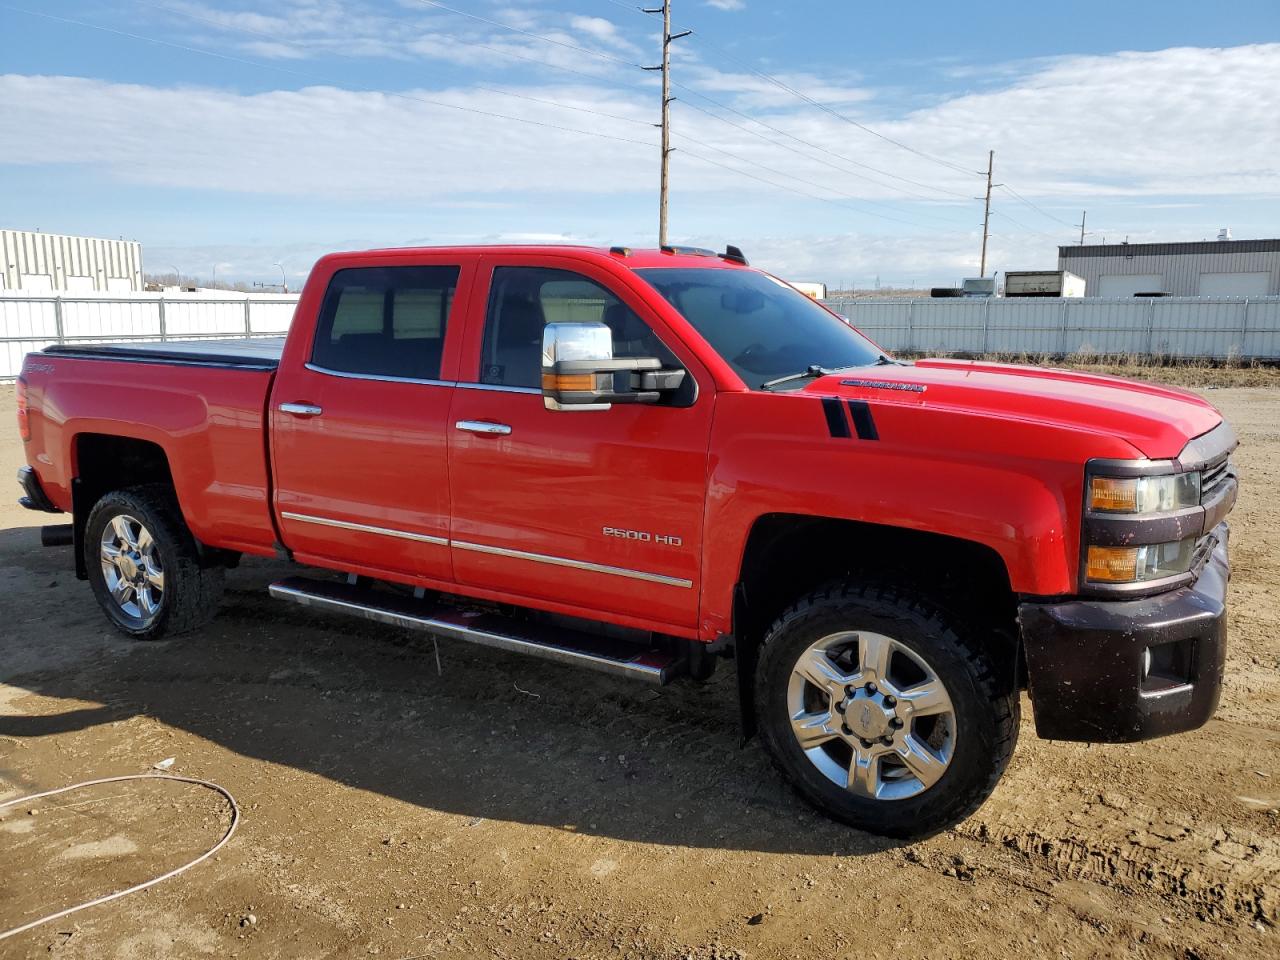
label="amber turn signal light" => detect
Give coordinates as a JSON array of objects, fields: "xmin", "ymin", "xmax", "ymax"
[
  {"xmin": 1088, "ymin": 476, "xmax": 1137, "ymax": 513},
  {"xmin": 1085, "ymin": 545, "xmax": 1139, "ymax": 582},
  {"xmin": 541, "ymin": 372, "xmax": 597, "ymax": 392}
]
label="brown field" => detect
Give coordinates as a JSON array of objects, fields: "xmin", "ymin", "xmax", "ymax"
[{"xmin": 0, "ymin": 379, "xmax": 1276, "ymax": 959}]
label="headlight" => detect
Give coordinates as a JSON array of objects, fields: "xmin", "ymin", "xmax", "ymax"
[
  {"xmin": 1083, "ymin": 463, "xmax": 1205, "ymax": 590},
  {"xmin": 1088, "ymin": 473, "xmax": 1200, "ymax": 514},
  {"xmin": 1085, "ymin": 538, "xmax": 1198, "ymax": 583}
]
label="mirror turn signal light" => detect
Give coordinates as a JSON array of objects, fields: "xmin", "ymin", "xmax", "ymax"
[
  {"xmin": 1085, "ymin": 545, "xmax": 1139, "ymax": 582},
  {"xmin": 541, "ymin": 372, "xmax": 598, "ymax": 392}
]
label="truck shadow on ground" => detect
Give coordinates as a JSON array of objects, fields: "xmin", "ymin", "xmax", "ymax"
[{"xmin": 0, "ymin": 527, "xmax": 900, "ymax": 858}]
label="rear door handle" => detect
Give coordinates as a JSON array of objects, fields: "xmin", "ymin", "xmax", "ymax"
[
  {"xmin": 279, "ymin": 402, "xmax": 323, "ymax": 418},
  {"xmin": 455, "ymin": 420, "xmax": 512, "ymax": 436}
]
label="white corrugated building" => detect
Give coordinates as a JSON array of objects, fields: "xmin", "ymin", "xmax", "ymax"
[
  {"xmin": 1, "ymin": 228, "xmax": 143, "ymax": 293},
  {"xmin": 1058, "ymin": 236, "xmax": 1280, "ymax": 298}
]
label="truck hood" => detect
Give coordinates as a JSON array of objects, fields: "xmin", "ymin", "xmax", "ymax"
[{"xmin": 802, "ymin": 358, "xmax": 1222, "ymax": 459}]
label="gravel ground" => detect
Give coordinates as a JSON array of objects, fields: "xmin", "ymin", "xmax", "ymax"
[{"xmin": 0, "ymin": 382, "xmax": 1276, "ymax": 959}]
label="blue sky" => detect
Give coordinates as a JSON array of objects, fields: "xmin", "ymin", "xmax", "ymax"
[{"xmin": 2, "ymin": 0, "xmax": 1279, "ymax": 287}]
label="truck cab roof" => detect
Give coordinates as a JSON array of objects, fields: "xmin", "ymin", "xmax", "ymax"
[{"xmin": 323, "ymin": 244, "xmax": 751, "ymax": 272}]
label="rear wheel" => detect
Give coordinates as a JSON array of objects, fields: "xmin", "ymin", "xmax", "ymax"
[
  {"xmin": 756, "ymin": 581, "xmax": 1018, "ymax": 838},
  {"xmin": 85, "ymin": 486, "xmax": 224, "ymax": 640}
]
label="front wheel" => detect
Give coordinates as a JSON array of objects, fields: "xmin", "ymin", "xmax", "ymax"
[
  {"xmin": 755, "ymin": 581, "xmax": 1018, "ymax": 839},
  {"xmin": 85, "ymin": 486, "xmax": 224, "ymax": 640}
]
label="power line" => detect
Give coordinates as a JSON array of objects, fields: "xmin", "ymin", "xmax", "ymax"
[
  {"xmin": 679, "ymin": 148, "xmax": 893, "ymax": 216},
  {"xmin": 512, "ymin": 0, "xmax": 1076, "ymax": 238},
  {"xmin": 5, "ymin": 5, "xmax": 658, "ymax": 148},
  {"xmin": 673, "ymin": 116, "xmax": 975, "ymax": 227},
  {"xmin": 671, "ymin": 85, "xmax": 974, "ymax": 201},
  {"xmin": 673, "ymin": 98, "xmax": 974, "ymax": 218},
  {"xmin": 140, "ymin": 0, "xmax": 657, "ymax": 128},
  {"xmin": 600, "ymin": 0, "xmax": 648, "ymax": 14},
  {"xmin": 660, "ymin": 14, "xmax": 1091, "ymax": 228},
  {"xmin": 677, "ymin": 29, "xmax": 982, "ymax": 179},
  {"xmin": 366, "ymin": 0, "xmax": 972, "ymax": 229},
  {"xmin": 677, "ymin": 146, "xmax": 963, "ymax": 232},
  {"xmin": 127, "ymin": 0, "xmax": 954, "ymax": 230},
  {"xmin": 997, "ymin": 183, "xmax": 1077, "ymax": 227},
  {"xmin": 990, "ymin": 209, "xmax": 1069, "ymax": 244},
  {"xmin": 15, "ymin": 0, "xmax": 1013, "ymax": 238},
  {"xmin": 673, "ymin": 131, "xmax": 947, "ymax": 228},
  {"xmin": 406, "ymin": 0, "xmax": 984, "ymax": 213},
  {"xmin": 413, "ymin": 0, "xmax": 975, "ymax": 203}
]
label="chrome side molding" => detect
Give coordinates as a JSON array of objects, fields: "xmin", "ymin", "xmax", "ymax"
[{"xmin": 280, "ymin": 511, "xmax": 448, "ymax": 546}]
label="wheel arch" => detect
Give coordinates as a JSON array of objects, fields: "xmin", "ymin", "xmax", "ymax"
[
  {"xmin": 731, "ymin": 513, "xmax": 1021, "ymax": 739},
  {"xmin": 70, "ymin": 433, "xmax": 234, "ymax": 579}
]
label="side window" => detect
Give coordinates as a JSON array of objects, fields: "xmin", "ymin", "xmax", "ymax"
[
  {"xmin": 312, "ymin": 265, "xmax": 459, "ymax": 380},
  {"xmin": 480, "ymin": 266, "xmax": 676, "ymax": 389}
]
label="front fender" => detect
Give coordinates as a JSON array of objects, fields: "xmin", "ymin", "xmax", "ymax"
[{"xmin": 698, "ymin": 390, "xmax": 1141, "ymax": 639}]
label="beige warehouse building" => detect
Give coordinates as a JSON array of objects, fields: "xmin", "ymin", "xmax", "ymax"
[{"xmin": 1, "ymin": 228, "xmax": 143, "ymax": 293}]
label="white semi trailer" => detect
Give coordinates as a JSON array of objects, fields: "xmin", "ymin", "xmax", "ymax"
[{"xmin": 1004, "ymin": 270, "xmax": 1086, "ymax": 297}]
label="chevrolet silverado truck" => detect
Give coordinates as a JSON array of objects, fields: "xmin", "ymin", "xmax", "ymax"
[{"xmin": 15, "ymin": 244, "xmax": 1237, "ymax": 838}]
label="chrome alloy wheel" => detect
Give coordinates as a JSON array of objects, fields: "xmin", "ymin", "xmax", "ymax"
[
  {"xmin": 786, "ymin": 630, "xmax": 957, "ymax": 801},
  {"xmin": 99, "ymin": 514, "xmax": 165, "ymax": 625}
]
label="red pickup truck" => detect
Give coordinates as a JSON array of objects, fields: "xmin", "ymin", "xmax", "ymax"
[{"xmin": 16, "ymin": 244, "xmax": 1237, "ymax": 837}]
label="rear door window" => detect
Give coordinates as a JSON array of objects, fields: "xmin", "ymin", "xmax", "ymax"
[{"xmin": 312, "ymin": 265, "xmax": 459, "ymax": 380}]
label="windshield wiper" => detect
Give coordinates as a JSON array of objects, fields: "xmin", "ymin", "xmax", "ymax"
[
  {"xmin": 760, "ymin": 364, "xmax": 835, "ymax": 391},
  {"xmin": 760, "ymin": 359, "xmax": 900, "ymax": 391}
]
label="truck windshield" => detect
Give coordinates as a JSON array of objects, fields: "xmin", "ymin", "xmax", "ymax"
[{"xmin": 636, "ymin": 268, "xmax": 885, "ymax": 389}]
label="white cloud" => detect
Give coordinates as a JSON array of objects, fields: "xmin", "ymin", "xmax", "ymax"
[
  {"xmin": 5, "ymin": 42, "xmax": 1277, "ymax": 207},
  {"xmin": 705, "ymin": 0, "xmax": 746, "ymax": 10},
  {"xmin": 567, "ymin": 15, "xmax": 635, "ymax": 52},
  {"xmin": 0, "ymin": 75, "xmax": 658, "ymax": 199},
  {"xmin": 163, "ymin": 0, "xmax": 638, "ymax": 73},
  {"xmin": 4, "ymin": 39, "xmax": 1279, "ymax": 284}
]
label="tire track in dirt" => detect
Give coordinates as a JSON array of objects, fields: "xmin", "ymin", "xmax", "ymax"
[{"xmin": 958, "ymin": 786, "xmax": 1280, "ymax": 923}]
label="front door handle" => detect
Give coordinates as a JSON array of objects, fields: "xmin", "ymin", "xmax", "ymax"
[
  {"xmin": 455, "ymin": 420, "xmax": 512, "ymax": 436},
  {"xmin": 279, "ymin": 402, "xmax": 323, "ymax": 418}
]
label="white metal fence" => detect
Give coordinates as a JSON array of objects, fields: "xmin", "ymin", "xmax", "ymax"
[
  {"xmin": 824, "ymin": 296, "xmax": 1280, "ymax": 360},
  {"xmin": 5, "ymin": 293, "xmax": 1280, "ymax": 380},
  {"xmin": 1, "ymin": 292, "xmax": 299, "ymax": 379}
]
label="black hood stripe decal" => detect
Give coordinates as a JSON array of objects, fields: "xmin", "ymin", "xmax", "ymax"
[
  {"xmin": 821, "ymin": 397, "xmax": 851, "ymax": 438},
  {"xmin": 846, "ymin": 400, "xmax": 880, "ymax": 441}
]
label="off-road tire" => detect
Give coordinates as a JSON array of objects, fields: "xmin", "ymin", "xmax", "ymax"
[
  {"xmin": 755, "ymin": 580, "xmax": 1018, "ymax": 839},
  {"xmin": 85, "ymin": 485, "xmax": 224, "ymax": 640}
]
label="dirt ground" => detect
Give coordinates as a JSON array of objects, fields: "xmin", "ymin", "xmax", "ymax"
[{"xmin": 0, "ymin": 381, "xmax": 1275, "ymax": 960}]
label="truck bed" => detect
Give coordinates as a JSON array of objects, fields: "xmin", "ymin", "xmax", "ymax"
[{"xmin": 43, "ymin": 337, "xmax": 285, "ymax": 370}]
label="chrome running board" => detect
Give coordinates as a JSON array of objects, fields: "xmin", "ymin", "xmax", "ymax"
[{"xmin": 269, "ymin": 576, "xmax": 678, "ymax": 684}]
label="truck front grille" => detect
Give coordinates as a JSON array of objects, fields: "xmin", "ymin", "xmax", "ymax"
[{"xmin": 1200, "ymin": 455, "xmax": 1232, "ymax": 502}]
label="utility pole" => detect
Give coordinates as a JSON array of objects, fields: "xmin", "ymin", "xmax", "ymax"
[
  {"xmin": 1077, "ymin": 210, "xmax": 1088, "ymax": 245},
  {"xmin": 978, "ymin": 150, "xmax": 998, "ymax": 278},
  {"xmin": 643, "ymin": 2, "xmax": 689, "ymax": 247}
]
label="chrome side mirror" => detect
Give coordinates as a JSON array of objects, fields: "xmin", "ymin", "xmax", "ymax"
[{"xmin": 541, "ymin": 321, "xmax": 686, "ymax": 412}]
